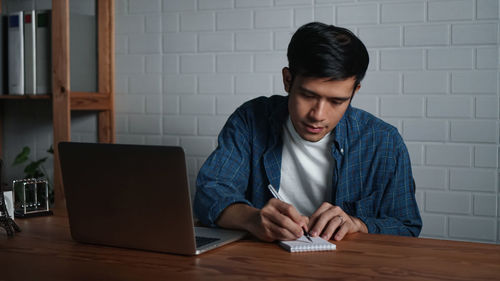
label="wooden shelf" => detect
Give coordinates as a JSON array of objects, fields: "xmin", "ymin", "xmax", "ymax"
[
  {"xmin": 70, "ymin": 92, "xmax": 113, "ymax": 111},
  {"xmin": 0, "ymin": 95, "xmax": 51, "ymax": 100},
  {"xmin": 0, "ymin": 93, "xmax": 112, "ymax": 111},
  {"xmin": 0, "ymin": 0, "xmax": 115, "ymax": 212}
]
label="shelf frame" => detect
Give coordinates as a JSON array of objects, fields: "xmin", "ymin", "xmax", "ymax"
[{"xmin": 0, "ymin": 0, "xmax": 115, "ymax": 211}]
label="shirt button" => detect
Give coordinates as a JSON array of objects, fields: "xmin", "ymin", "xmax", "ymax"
[{"xmin": 340, "ymin": 148, "xmax": 344, "ymax": 154}]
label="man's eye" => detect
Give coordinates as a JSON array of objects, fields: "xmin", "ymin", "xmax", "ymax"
[
  {"xmin": 301, "ymin": 92, "xmax": 314, "ymax": 98},
  {"xmin": 329, "ymin": 99, "xmax": 343, "ymax": 105}
]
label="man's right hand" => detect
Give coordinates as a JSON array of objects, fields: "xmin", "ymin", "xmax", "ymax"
[{"xmin": 216, "ymin": 199, "xmax": 309, "ymax": 242}]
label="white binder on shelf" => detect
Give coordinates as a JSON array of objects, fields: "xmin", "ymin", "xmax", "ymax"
[
  {"xmin": 7, "ymin": 11, "xmax": 24, "ymax": 95},
  {"xmin": 24, "ymin": 10, "xmax": 36, "ymax": 95},
  {"xmin": 36, "ymin": 10, "xmax": 51, "ymax": 95}
]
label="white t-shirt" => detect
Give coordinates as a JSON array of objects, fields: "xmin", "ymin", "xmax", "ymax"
[{"xmin": 278, "ymin": 116, "xmax": 335, "ymax": 216}]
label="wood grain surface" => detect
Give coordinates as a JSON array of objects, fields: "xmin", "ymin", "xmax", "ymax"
[
  {"xmin": 51, "ymin": 0, "xmax": 71, "ymax": 212},
  {"xmin": 1, "ymin": 214, "xmax": 499, "ymax": 281}
]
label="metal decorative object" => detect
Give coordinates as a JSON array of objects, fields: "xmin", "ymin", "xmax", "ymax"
[
  {"xmin": 13, "ymin": 178, "xmax": 52, "ymax": 218},
  {"xmin": 0, "ymin": 160, "xmax": 21, "ymax": 237}
]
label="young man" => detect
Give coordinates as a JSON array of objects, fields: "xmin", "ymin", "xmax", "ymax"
[{"xmin": 194, "ymin": 22, "xmax": 422, "ymax": 242}]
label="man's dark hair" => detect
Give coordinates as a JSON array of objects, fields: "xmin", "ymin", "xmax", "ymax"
[{"xmin": 287, "ymin": 22, "xmax": 369, "ymax": 90}]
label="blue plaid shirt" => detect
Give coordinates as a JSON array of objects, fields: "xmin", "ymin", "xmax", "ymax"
[{"xmin": 194, "ymin": 95, "xmax": 422, "ymax": 236}]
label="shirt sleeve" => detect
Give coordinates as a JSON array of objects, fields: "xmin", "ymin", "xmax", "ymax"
[
  {"xmin": 194, "ymin": 110, "xmax": 254, "ymax": 226},
  {"xmin": 350, "ymin": 136, "xmax": 423, "ymax": 237}
]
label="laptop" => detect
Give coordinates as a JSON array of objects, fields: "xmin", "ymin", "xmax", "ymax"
[{"xmin": 58, "ymin": 142, "xmax": 246, "ymax": 255}]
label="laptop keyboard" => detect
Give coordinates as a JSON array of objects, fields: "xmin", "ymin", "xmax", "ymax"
[{"xmin": 196, "ymin": 236, "xmax": 220, "ymax": 248}]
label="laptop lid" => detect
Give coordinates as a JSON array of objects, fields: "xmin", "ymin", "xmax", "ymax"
[{"xmin": 58, "ymin": 142, "xmax": 244, "ymax": 255}]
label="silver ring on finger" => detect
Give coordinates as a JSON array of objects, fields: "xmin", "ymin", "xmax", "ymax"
[{"xmin": 337, "ymin": 215, "xmax": 344, "ymax": 225}]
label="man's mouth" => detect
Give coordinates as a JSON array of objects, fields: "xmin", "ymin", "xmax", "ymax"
[{"xmin": 304, "ymin": 123, "xmax": 324, "ymax": 134}]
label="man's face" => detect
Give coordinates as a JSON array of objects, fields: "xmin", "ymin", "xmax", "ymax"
[{"xmin": 283, "ymin": 67, "xmax": 360, "ymax": 142}]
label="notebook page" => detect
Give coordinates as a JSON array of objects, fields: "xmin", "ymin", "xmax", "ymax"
[{"xmin": 278, "ymin": 236, "xmax": 336, "ymax": 252}]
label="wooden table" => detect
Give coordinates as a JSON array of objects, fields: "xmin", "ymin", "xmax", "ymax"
[{"xmin": 1, "ymin": 214, "xmax": 499, "ymax": 281}]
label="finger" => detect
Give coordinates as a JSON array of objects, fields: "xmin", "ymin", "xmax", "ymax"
[
  {"xmin": 272, "ymin": 199, "xmax": 308, "ymax": 227},
  {"xmin": 309, "ymin": 202, "xmax": 334, "ymax": 224},
  {"xmin": 333, "ymin": 219, "xmax": 350, "ymax": 241},
  {"xmin": 309, "ymin": 208, "xmax": 338, "ymax": 237},
  {"xmin": 264, "ymin": 219, "xmax": 301, "ymax": 241},
  {"xmin": 309, "ymin": 203, "xmax": 342, "ymax": 231},
  {"xmin": 320, "ymin": 215, "xmax": 344, "ymax": 240},
  {"xmin": 262, "ymin": 204, "xmax": 304, "ymax": 237},
  {"xmin": 301, "ymin": 215, "xmax": 310, "ymax": 232},
  {"xmin": 269, "ymin": 212, "xmax": 303, "ymax": 237}
]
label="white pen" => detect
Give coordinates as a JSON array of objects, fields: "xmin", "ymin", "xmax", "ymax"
[{"xmin": 267, "ymin": 184, "xmax": 313, "ymax": 242}]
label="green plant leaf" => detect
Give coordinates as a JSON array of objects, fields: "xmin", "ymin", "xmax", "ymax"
[
  {"xmin": 24, "ymin": 157, "xmax": 48, "ymax": 178},
  {"xmin": 13, "ymin": 146, "xmax": 30, "ymax": 165},
  {"xmin": 47, "ymin": 145, "xmax": 54, "ymax": 154}
]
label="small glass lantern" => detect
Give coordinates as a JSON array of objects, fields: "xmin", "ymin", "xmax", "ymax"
[{"xmin": 13, "ymin": 178, "xmax": 52, "ymax": 218}]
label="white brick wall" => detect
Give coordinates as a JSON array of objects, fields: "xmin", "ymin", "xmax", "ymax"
[
  {"xmin": 114, "ymin": 0, "xmax": 500, "ymax": 244},
  {"xmin": 198, "ymin": 74, "xmax": 233, "ymax": 94},
  {"xmin": 426, "ymin": 96, "xmax": 473, "ymax": 118},
  {"xmin": 359, "ymin": 26, "xmax": 400, "ymax": 48},
  {"xmin": 425, "ymin": 191, "xmax": 472, "ymax": 214},
  {"xmin": 403, "ymin": 72, "xmax": 448, "ymax": 94},
  {"xmin": 381, "ymin": 2, "xmax": 425, "ymax": 23},
  {"xmin": 405, "ymin": 24, "xmax": 450, "ymax": 47},
  {"xmin": 425, "ymin": 144, "xmax": 471, "ymax": 167},
  {"xmin": 2, "ymin": 0, "xmax": 498, "ymax": 244},
  {"xmin": 428, "ymin": 0, "xmax": 474, "ymax": 22},
  {"xmin": 337, "ymin": 4, "xmax": 378, "ymax": 25},
  {"xmin": 427, "ymin": 48, "xmax": 473, "ymax": 69},
  {"xmin": 452, "ymin": 23, "xmax": 498, "ymax": 45},
  {"xmin": 361, "ymin": 72, "xmax": 400, "ymax": 94}
]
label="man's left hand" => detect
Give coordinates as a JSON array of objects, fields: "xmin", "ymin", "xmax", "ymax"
[{"xmin": 308, "ymin": 202, "xmax": 368, "ymax": 241}]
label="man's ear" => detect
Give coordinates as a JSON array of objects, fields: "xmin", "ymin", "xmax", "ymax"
[
  {"xmin": 351, "ymin": 83, "xmax": 361, "ymax": 101},
  {"xmin": 282, "ymin": 67, "xmax": 292, "ymax": 93}
]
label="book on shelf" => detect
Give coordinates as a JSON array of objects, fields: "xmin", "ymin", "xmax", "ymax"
[
  {"xmin": 24, "ymin": 10, "xmax": 36, "ymax": 95},
  {"xmin": 7, "ymin": 11, "xmax": 24, "ymax": 95},
  {"xmin": 2, "ymin": 10, "xmax": 51, "ymax": 96},
  {"xmin": 0, "ymin": 16, "xmax": 6, "ymax": 94},
  {"xmin": 35, "ymin": 11, "xmax": 51, "ymax": 95}
]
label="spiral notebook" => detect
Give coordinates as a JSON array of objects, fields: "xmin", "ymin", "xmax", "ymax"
[{"xmin": 279, "ymin": 236, "xmax": 336, "ymax": 253}]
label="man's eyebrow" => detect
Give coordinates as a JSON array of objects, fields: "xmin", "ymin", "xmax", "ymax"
[
  {"xmin": 298, "ymin": 86, "xmax": 351, "ymax": 101},
  {"xmin": 329, "ymin": 96, "xmax": 351, "ymax": 102},
  {"xmin": 298, "ymin": 86, "xmax": 319, "ymax": 96}
]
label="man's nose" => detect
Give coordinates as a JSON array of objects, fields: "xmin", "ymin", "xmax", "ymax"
[{"xmin": 308, "ymin": 99, "xmax": 327, "ymax": 122}]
